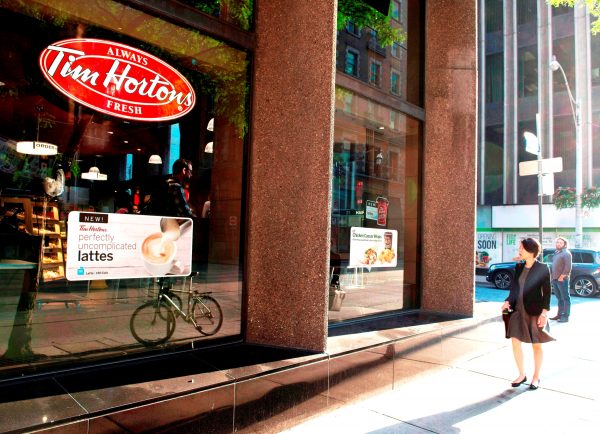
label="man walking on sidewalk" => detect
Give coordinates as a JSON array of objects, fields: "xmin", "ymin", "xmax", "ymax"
[{"xmin": 550, "ymin": 236, "xmax": 572, "ymax": 322}]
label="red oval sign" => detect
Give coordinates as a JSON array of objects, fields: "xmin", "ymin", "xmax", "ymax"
[{"xmin": 39, "ymin": 39, "xmax": 196, "ymax": 122}]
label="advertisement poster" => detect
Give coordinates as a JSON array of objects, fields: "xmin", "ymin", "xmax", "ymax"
[
  {"xmin": 475, "ymin": 232, "xmax": 502, "ymax": 269},
  {"xmin": 349, "ymin": 227, "xmax": 398, "ymax": 268},
  {"xmin": 66, "ymin": 212, "xmax": 193, "ymax": 280}
]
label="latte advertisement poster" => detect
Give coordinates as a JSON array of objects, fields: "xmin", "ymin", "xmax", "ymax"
[
  {"xmin": 66, "ymin": 212, "xmax": 193, "ymax": 280},
  {"xmin": 349, "ymin": 227, "xmax": 398, "ymax": 268}
]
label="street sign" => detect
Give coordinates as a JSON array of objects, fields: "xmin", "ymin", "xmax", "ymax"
[
  {"xmin": 524, "ymin": 131, "xmax": 540, "ymax": 155},
  {"xmin": 518, "ymin": 157, "xmax": 563, "ymax": 177},
  {"xmin": 542, "ymin": 173, "xmax": 554, "ymax": 196}
]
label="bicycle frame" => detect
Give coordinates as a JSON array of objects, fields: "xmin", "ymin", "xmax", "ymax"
[{"xmin": 159, "ymin": 279, "xmax": 214, "ymax": 329}]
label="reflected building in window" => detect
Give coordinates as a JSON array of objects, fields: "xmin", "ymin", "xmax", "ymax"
[{"xmin": 479, "ymin": 0, "xmax": 600, "ymax": 209}]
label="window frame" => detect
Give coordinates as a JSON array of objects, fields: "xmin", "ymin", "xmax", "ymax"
[
  {"xmin": 390, "ymin": 68, "xmax": 401, "ymax": 96},
  {"xmin": 345, "ymin": 47, "xmax": 360, "ymax": 77},
  {"xmin": 369, "ymin": 58, "xmax": 383, "ymax": 87}
]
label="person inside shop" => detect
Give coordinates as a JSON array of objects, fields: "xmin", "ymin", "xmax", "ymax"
[
  {"xmin": 164, "ymin": 158, "xmax": 197, "ymax": 219},
  {"xmin": 501, "ymin": 237, "xmax": 554, "ymax": 391},
  {"xmin": 549, "ymin": 236, "xmax": 572, "ymax": 323},
  {"xmin": 144, "ymin": 159, "xmax": 197, "ymax": 219},
  {"xmin": 115, "ymin": 191, "xmax": 132, "ymax": 214}
]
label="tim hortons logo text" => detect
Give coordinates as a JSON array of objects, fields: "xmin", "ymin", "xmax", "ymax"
[{"xmin": 39, "ymin": 39, "xmax": 196, "ymax": 122}]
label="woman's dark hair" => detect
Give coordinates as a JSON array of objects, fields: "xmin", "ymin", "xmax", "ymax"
[{"xmin": 521, "ymin": 237, "xmax": 541, "ymax": 258}]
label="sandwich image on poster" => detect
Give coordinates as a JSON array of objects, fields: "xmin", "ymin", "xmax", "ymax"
[
  {"xmin": 349, "ymin": 227, "xmax": 398, "ymax": 268},
  {"xmin": 66, "ymin": 212, "xmax": 193, "ymax": 280}
]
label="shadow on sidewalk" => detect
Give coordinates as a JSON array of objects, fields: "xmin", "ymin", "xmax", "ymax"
[{"xmin": 368, "ymin": 388, "xmax": 524, "ymax": 433}]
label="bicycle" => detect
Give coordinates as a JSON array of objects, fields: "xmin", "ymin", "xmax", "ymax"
[{"xmin": 129, "ymin": 273, "xmax": 223, "ymax": 346}]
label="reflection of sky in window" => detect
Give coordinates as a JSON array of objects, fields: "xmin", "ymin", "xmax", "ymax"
[{"xmin": 168, "ymin": 123, "xmax": 180, "ymax": 173}]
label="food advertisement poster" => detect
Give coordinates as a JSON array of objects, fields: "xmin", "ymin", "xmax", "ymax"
[
  {"xmin": 349, "ymin": 227, "xmax": 397, "ymax": 267},
  {"xmin": 66, "ymin": 212, "xmax": 193, "ymax": 280}
]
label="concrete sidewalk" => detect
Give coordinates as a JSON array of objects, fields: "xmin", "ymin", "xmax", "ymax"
[{"xmin": 284, "ymin": 299, "xmax": 600, "ymax": 433}]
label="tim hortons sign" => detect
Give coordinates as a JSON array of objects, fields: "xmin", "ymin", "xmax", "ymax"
[{"xmin": 39, "ymin": 39, "xmax": 196, "ymax": 122}]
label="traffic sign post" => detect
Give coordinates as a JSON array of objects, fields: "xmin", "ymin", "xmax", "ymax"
[{"xmin": 520, "ymin": 114, "xmax": 564, "ymax": 245}]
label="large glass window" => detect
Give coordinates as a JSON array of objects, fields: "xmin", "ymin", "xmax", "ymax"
[
  {"xmin": 485, "ymin": 0, "xmax": 503, "ymax": 33},
  {"xmin": 486, "ymin": 53, "xmax": 504, "ymax": 103},
  {"xmin": 0, "ymin": 0, "xmax": 247, "ymax": 378},
  {"xmin": 330, "ymin": 87, "xmax": 421, "ymax": 322},
  {"xmin": 518, "ymin": 46, "xmax": 538, "ymax": 98},
  {"xmin": 517, "ymin": 0, "xmax": 537, "ymax": 26},
  {"xmin": 484, "ymin": 125, "xmax": 504, "ymax": 205}
]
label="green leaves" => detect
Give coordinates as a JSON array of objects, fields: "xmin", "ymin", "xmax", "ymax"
[
  {"xmin": 554, "ymin": 187, "xmax": 577, "ymax": 209},
  {"xmin": 337, "ymin": 0, "xmax": 405, "ymax": 47},
  {"xmin": 548, "ymin": 0, "xmax": 600, "ymax": 34}
]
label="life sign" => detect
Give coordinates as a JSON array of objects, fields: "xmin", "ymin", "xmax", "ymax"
[{"xmin": 39, "ymin": 39, "xmax": 196, "ymax": 122}]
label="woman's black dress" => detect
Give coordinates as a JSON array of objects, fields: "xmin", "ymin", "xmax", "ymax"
[{"xmin": 507, "ymin": 266, "xmax": 555, "ymax": 343}]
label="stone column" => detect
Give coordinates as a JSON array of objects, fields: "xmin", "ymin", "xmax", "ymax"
[
  {"xmin": 245, "ymin": 0, "xmax": 337, "ymax": 351},
  {"xmin": 421, "ymin": 0, "xmax": 477, "ymax": 315}
]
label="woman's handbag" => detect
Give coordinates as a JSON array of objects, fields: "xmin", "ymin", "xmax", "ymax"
[{"xmin": 502, "ymin": 308, "xmax": 513, "ymax": 339}]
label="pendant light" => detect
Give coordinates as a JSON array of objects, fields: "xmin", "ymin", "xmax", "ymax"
[
  {"xmin": 148, "ymin": 154, "xmax": 162, "ymax": 164},
  {"xmin": 16, "ymin": 107, "xmax": 58, "ymax": 156},
  {"xmin": 81, "ymin": 166, "xmax": 108, "ymax": 181}
]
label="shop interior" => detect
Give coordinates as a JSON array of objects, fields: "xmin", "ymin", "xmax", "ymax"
[{"xmin": 0, "ymin": 1, "xmax": 246, "ymax": 375}]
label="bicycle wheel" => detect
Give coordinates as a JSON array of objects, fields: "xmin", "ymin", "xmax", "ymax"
[
  {"xmin": 130, "ymin": 300, "xmax": 176, "ymax": 345},
  {"xmin": 192, "ymin": 295, "xmax": 223, "ymax": 336}
]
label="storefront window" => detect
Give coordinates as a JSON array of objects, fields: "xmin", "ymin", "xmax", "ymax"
[
  {"xmin": 0, "ymin": 0, "xmax": 248, "ymax": 378},
  {"xmin": 329, "ymin": 87, "xmax": 421, "ymax": 322}
]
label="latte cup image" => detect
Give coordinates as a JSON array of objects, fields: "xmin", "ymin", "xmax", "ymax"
[{"xmin": 141, "ymin": 232, "xmax": 181, "ymax": 276}]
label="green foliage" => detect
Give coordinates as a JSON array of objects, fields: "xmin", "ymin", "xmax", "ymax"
[
  {"xmin": 548, "ymin": 0, "xmax": 600, "ymax": 34},
  {"xmin": 178, "ymin": 0, "xmax": 253, "ymax": 30},
  {"xmin": 554, "ymin": 187, "xmax": 577, "ymax": 209},
  {"xmin": 582, "ymin": 186, "xmax": 600, "ymax": 209},
  {"xmin": 337, "ymin": 0, "xmax": 405, "ymax": 47},
  {"xmin": 223, "ymin": 0, "xmax": 253, "ymax": 31},
  {"xmin": 554, "ymin": 185, "xmax": 600, "ymax": 209}
]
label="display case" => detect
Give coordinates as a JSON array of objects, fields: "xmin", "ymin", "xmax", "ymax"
[
  {"xmin": 32, "ymin": 201, "xmax": 65, "ymax": 282},
  {"xmin": 0, "ymin": 196, "xmax": 33, "ymax": 234}
]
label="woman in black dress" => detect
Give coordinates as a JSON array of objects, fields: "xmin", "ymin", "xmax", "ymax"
[{"xmin": 501, "ymin": 237, "xmax": 554, "ymax": 390}]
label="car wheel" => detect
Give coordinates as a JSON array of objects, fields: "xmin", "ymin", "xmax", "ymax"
[
  {"xmin": 571, "ymin": 276, "xmax": 597, "ymax": 298},
  {"xmin": 493, "ymin": 270, "xmax": 513, "ymax": 289}
]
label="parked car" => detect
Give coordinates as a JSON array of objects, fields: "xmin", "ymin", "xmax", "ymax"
[{"xmin": 486, "ymin": 248, "xmax": 600, "ymax": 297}]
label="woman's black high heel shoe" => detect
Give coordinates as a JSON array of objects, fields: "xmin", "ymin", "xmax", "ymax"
[
  {"xmin": 511, "ymin": 376, "xmax": 527, "ymax": 387},
  {"xmin": 529, "ymin": 379, "xmax": 541, "ymax": 390}
]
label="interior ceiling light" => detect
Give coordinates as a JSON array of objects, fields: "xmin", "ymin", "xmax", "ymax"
[
  {"xmin": 204, "ymin": 141, "xmax": 213, "ymax": 153},
  {"xmin": 16, "ymin": 107, "xmax": 58, "ymax": 156},
  {"xmin": 81, "ymin": 166, "xmax": 108, "ymax": 181},
  {"xmin": 206, "ymin": 118, "xmax": 214, "ymax": 131},
  {"xmin": 16, "ymin": 141, "xmax": 58, "ymax": 156},
  {"xmin": 148, "ymin": 154, "xmax": 162, "ymax": 164}
]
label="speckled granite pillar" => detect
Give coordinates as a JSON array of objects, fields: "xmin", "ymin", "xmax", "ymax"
[
  {"xmin": 421, "ymin": 1, "xmax": 477, "ymax": 315},
  {"xmin": 245, "ymin": 1, "xmax": 336, "ymax": 351}
]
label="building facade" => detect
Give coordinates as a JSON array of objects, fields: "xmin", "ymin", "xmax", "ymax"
[
  {"xmin": 0, "ymin": 1, "xmax": 477, "ymax": 431},
  {"xmin": 479, "ymin": 0, "xmax": 600, "ymax": 249}
]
